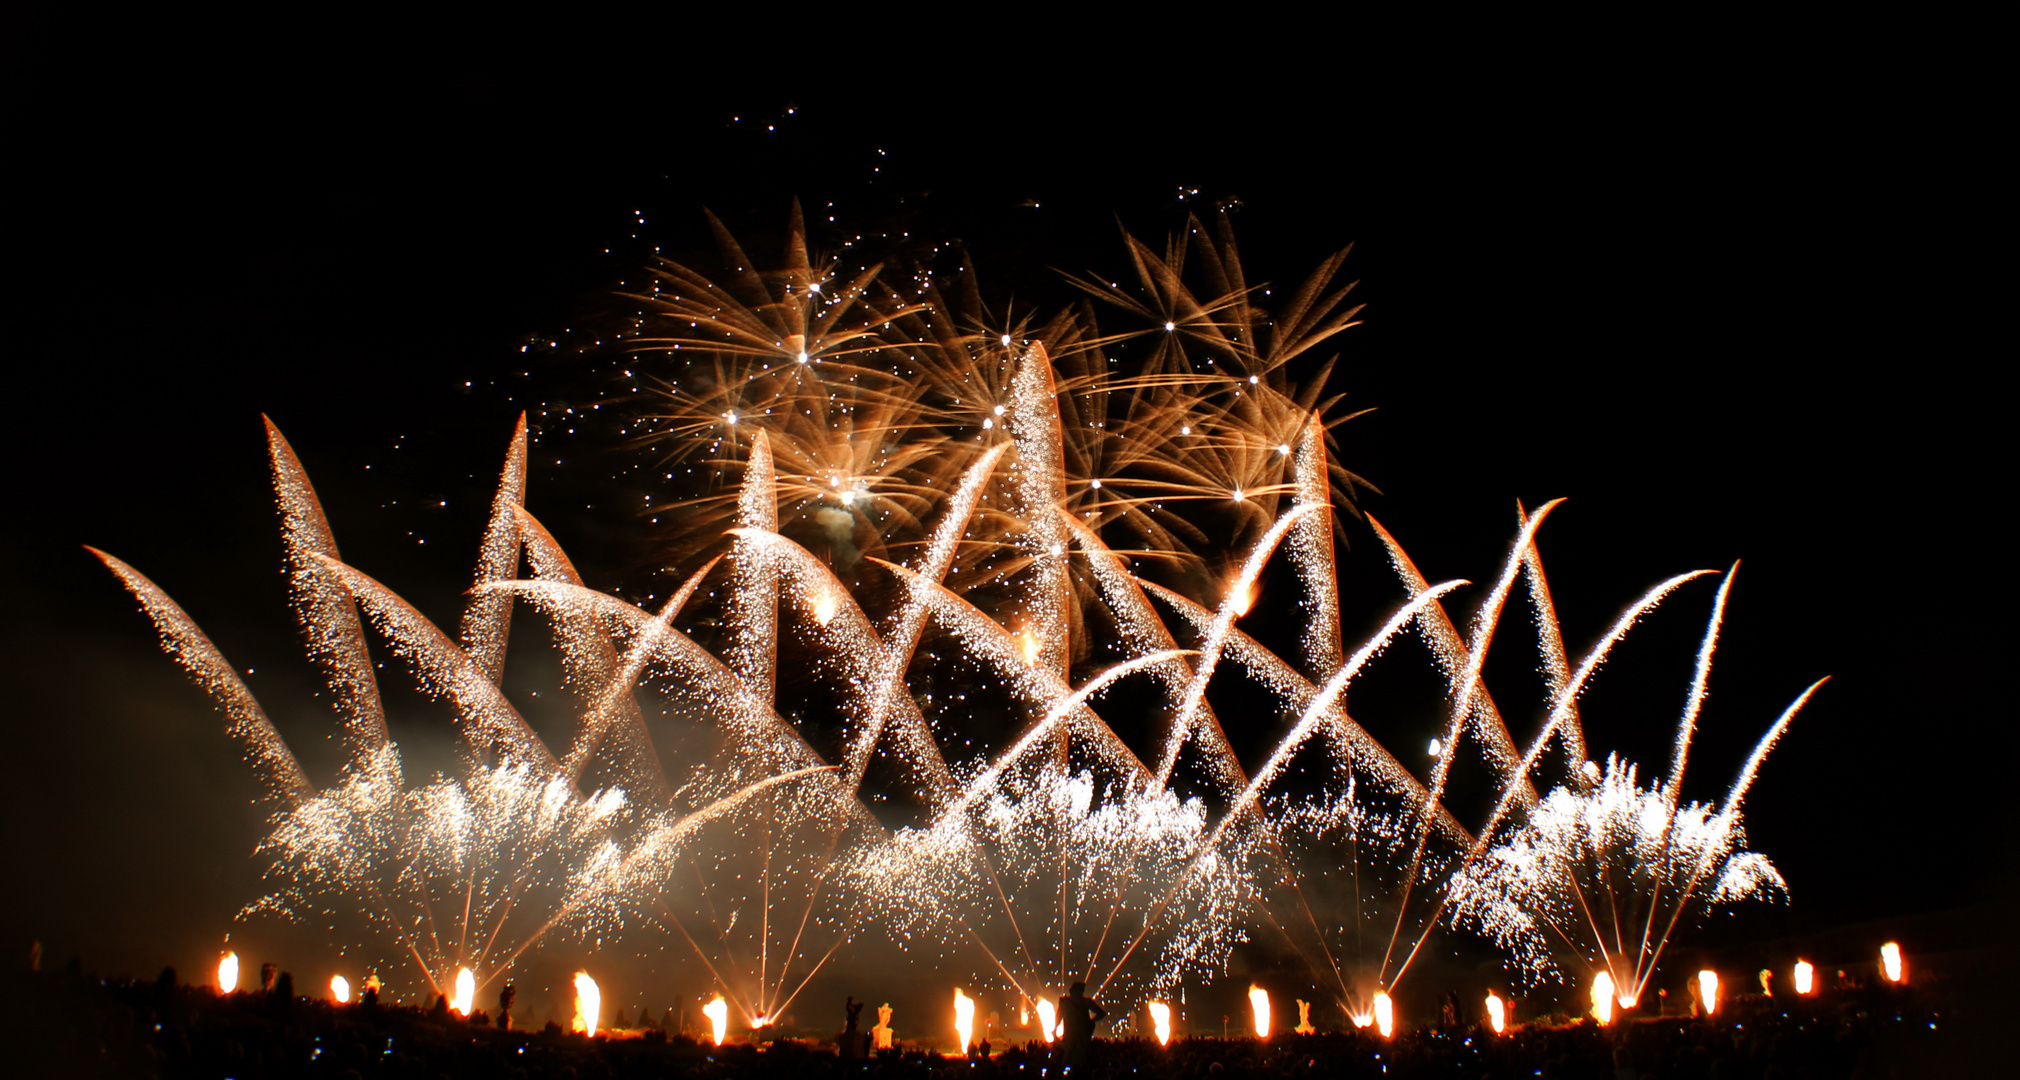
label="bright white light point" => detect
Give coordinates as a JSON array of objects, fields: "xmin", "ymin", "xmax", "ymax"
[
  {"xmin": 809, "ymin": 283, "xmax": 821, "ymax": 293},
  {"xmin": 1148, "ymin": 1001, "xmax": 1172, "ymax": 1046},
  {"xmin": 1372, "ymin": 991, "xmax": 1395, "ymax": 1038},
  {"xmin": 704, "ymin": 995, "xmax": 729, "ymax": 1045},
  {"xmin": 1181, "ymin": 426, "xmax": 1191, "ymax": 435},
  {"xmin": 813, "ymin": 588, "xmax": 839, "ymax": 626},
  {"xmin": 217, "ymin": 952, "xmax": 239, "ymax": 993},
  {"xmin": 797, "ymin": 351, "xmax": 809, "ymax": 363},
  {"xmin": 1248, "ymin": 985, "xmax": 1270, "ymax": 1038},
  {"xmin": 330, "ymin": 975, "xmax": 350, "ymax": 1003},
  {"xmin": 452, "ymin": 967, "xmax": 476, "ymax": 1015},
  {"xmin": 1231, "ymin": 581, "xmax": 1253, "ymax": 615},
  {"xmin": 1000, "ymin": 334, "xmax": 1012, "ymax": 347},
  {"xmin": 992, "ymin": 404, "xmax": 1005, "ymax": 415},
  {"xmin": 1231, "ymin": 488, "xmax": 1244, "ymax": 501},
  {"xmin": 1428, "ymin": 737, "xmax": 1443, "ymax": 756},
  {"xmin": 840, "ymin": 489, "xmax": 856, "ymax": 505},
  {"xmin": 1164, "ymin": 321, "xmax": 1175, "ymax": 331},
  {"xmin": 1277, "ymin": 443, "xmax": 1291, "ymax": 455},
  {"xmin": 1089, "ymin": 478, "xmax": 1101, "ymax": 489},
  {"xmin": 1049, "ymin": 543, "xmax": 1063, "ymax": 556},
  {"xmin": 1248, "ymin": 375, "xmax": 1259, "ymax": 384},
  {"xmin": 1793, "ymin": 959, "xmax": 1815, "ymax": 994},
  {"xmin": 982, "ymin": 418, "xmax": 994, "ymax": 429},
  {"xmin": 724, "ymin": 411, "xmax": 738, "ymax": 424}
]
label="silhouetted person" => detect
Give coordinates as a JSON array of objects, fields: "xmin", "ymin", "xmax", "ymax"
[
  {"xmin": 430, "ymin": 992, "xmax": 450, "ymax": 1021},
  {"xmin": 498, "ymin": 981, "xmax": 516, "ymax": 1029},
  {"xmin": 842, "ymin": 996, "xmax": 868, "ymax": 1059},
  {"xmin": 1056, "ymin": 981, "xmax": 1105, "ymax": 1072}
]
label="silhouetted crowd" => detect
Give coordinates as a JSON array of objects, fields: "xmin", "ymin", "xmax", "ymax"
[{"xmin": 4, "ymin": 963, "xmax": 1956, "ymax": 1079}]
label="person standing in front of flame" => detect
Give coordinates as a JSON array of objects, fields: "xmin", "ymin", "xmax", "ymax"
[{"xmin": 1057, "ymin": 981, "xmax": 1105, "ymax": 1073}]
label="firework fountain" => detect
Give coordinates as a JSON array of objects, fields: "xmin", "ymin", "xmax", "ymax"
[{"xmin": 95, "ymin": 206, "xmax": 1822, "ymax": 1031}]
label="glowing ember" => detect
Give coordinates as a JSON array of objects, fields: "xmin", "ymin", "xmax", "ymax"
[
  {"xmin": 1230, "ymin": 581, "xmax": 1253, "ymax": 616},
  {"xmin": 1590, "ymin": 971, "xmax": 1616, "ymax": 1025},
  {"xmin": 1371, "ymin": 991, "xmax": 1395, "ymax": 1039},
  {"xmin": 1035, "ymin": 998, "xmax": 1058, "ymax": 1044},
  {"xmin": 813, "ymin": 588, "xmax": 839, "ymax": 626},
  {"xmin": 330, "ymin": 975, "xmax": 350, "ymax": 1003},
  {"xmin": 1697, "ymin": 970, "xmax": 1720, "ymax": 1016},
  {"xmin": 1484, "ymin": 991, "xmax": 1506, "ymax": 1033},
  {"xmin": 704, "ymin": 995, "xmax": 729, "ymax": 1046},
  {"xmin": 1148, "ymin": 1001, "xmax": 1172, "ymax": 1046},
  {"xmin": 573, "ymin": 972, "xmax": 601, "ymax": 1036},
  {"xmin": 217, "ymin": 951, "xmax": 239, "ymax": 994},
  {"xmin": 1881, "ymin": 941, "xmax": 1904, "ymax": 983},
  {"xmin": 1793, "ymin": 959, "xmax": 1815, "ymax": 995},
  {"xmin": 1019, "ymin": 630, "xmax": 1042, "ymax": 666},
  {"xmin": 953, "ymin": 988, "xmax": 975, "ymax": 1053},
  {"xmin": 1248, "ymin": 985, "xmax": 1271, "ymax": 1039},
  {"xmin": 452, "ymin": 967, "xmax": 476, "ymax": 1016}
]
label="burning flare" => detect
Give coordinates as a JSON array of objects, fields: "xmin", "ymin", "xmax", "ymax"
[
  {"xmin": 1148, "ymin": 1001, "xmax": 1172, "ymax": 1046},
  {"xmin": 330, "ymin": 975, "xmax": 350, "ymax": 1003},
  {"xmin": 572, "ymin": 972, "xmax": 601, "ymax": 1036},
  {"xmin": 1696, "ymin": 970, "xmax": 1720, "ymax": 1016},
  {"xmin": 1881, "ymin": 941, "xmax": 1904, "ymax": 983},
  {"xmin": 1371, "ymin": 991, "xmax": 1395, "ymax": 1039},
  {"xmin": 953, "ymin": 988, "xmax": 975, "ymax": 1053},
  {"xmin": 452, "ymin": 967, "xmax": 476, "ymax": 1016},
  {"xmin": 1590, "ymin": 971, "xmax": 1616, "ymax": 1025},
  {"xmin": 1035, "ymin": 997, "xmax": 1058, "ymax": 1043},
  {"xmin": 1793, "ymin": 959, "xmax": 1815, "ymax": 995},
  {"xmin": 1248, "ymin": 985, "xmax": 1271, "ymax": 1038},
  {"xmin": 703, "ymin": 995, "xmax": 729, "ymax": 1046},
  {"xmin": 1484, "ymin": 991, "xmax": 1506, "ymax": 1034},
  {"xmin": 217, "ymin": 951, "xmax": 239, "ymax": 994}
]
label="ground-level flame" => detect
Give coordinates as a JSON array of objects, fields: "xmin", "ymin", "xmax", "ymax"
[
  {"xmin": 1485, "ymin": 991, "xmax": 1506, "ymax": 1033},
  {"xmin": 1697, "ymin": 970, "xmax": 1720, "ymax": 1016},
  {"xmin": 217, "ymin": 951, "xmax": 239, "ymax": 994},
  {"xmin": 1371, "ymin": 991, "xmax": 1395, "ymax": 1039},
  {"xmin": 452, "ymin": 967, "xmax": 476, "ymax": 1016},
  {"xmin": 1035, "ymin": 998, "xmax": 1057, "ymax": 1043},
  {"xmin": 572, "ymin": 972, "xmax": 600, "ymax": 1036},
  {"xmin": 330, "ymin": 975, "xmax": 350, "ymax": 1003},
  {"xmin": 953, "ymin": 988, "xmax": 975, "ymax": 1054},
  {"xmin": 1248, "ymin": 986, "xmax": 1270, "ymax": 1038},
  {"xmin": 1590, "ymin": 972, "xmax": 1615, "ymax": 1025},
  {"xmin": 704, "ymin": 995, "xmax": 729, "ymax": 1046},
  {"xmin": 1793, "ymin": 959, "xmax": 1815, "ymax": 995},
  {"xmin": 1881, "ymin": 942, "xmax": 1904, "ymax": 983},
  {"xmin": 1148, "ymin": 1001, "xmax": 1172, "ymax": 1046}
]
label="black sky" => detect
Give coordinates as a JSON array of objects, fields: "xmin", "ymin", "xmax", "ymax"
[{"xmin": 4, "ymin": 38, "xmax": 2006, "ymax": 1014}]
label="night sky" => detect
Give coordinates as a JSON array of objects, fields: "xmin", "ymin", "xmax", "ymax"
[{"xmin": 5, "ymin": 43, "xmax": 2006, "ymax": 1023}]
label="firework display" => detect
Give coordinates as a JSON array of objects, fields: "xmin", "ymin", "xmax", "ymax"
[{"xmin": 92, "ymin": 210, "xmax": 1825, "ymax": 1034}]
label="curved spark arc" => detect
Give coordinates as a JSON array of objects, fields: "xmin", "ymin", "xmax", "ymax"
[
  {"xmin": 1137, "ymin": 580, "xmax": 1469, "ymax": 846},
  {"xmin": 461, "ymin": 412, "xmax": 527, "ymax": 686},
  {"xmin": 88, "ymin": 548, "xmax": 312, "ymax": 803},
  {"xmin": 1154, "ymin": 504, "xmax": 1321, "ymax": 788},
  {"xmin": 1365, "ymin": 512, "xmax": 1545, "ymax": 805},
  {"xmin": 725, "ymin": 528, "xmax": 955, "ymax": 803},
  {"xmin": 1095, "ymin": 582, "xmax": 1466, "ymax": 1003},
  {"xmin": 512, "ymin": 506, "xmax": 671, "ymax": 804},
  {"xmin": 315, "ymin": 555, "xmax": 559, "ymax": 775},
  {"xmin": 1515, "ymin": 501, "xmax": 1588, "ymax": 771},
  {"xmin": 265, "ymin": 417, "xmax": 393, "ymax": 786},
  {"xmin": 1385, "ymin": 568, "xmax": 1717, "ymax": 990}
]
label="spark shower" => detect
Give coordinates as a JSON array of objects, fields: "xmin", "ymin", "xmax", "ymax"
[{"xmin": 93, "ymin": 208, "xmax": 1823, "ymax": 1031}]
